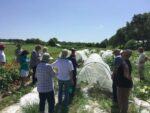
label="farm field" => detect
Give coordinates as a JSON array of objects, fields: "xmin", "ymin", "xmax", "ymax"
[{"xmin": 0, "ymin": 44, "xmax": 150, "ymax": 113}]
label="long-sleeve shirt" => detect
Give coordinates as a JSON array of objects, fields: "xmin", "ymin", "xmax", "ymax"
[
  {"xmin": 36, "ymin": 63, "xmax": 55, "ymax": 92},
  {"xmin": 30, "ymin": 50, "xmax": 41, "ymax": 68}
]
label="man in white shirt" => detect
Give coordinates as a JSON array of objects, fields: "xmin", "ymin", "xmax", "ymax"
[
  {"xmin": 51, "ymin": 49, "xmax": 74, "ymax": 106},
  {"xmin": 0, "ymin": 44, "xmax": 6, "ymax": 65},
  {"xmin": 138, "ymin": 47, "xmax": 148, "ymax": 81}
]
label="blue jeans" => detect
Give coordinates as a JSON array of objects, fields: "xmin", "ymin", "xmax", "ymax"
[{"xmin": 58, "ymin": 80, "xmax": 70, "ymax": 105}]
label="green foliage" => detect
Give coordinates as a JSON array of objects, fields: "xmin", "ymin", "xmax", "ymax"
[
  {"xmin": 0, "ymin": 64, "xmax": 20, "ymax": 91},
  {"xmin": 99, "ymin": 39, "xmax": 108, "ymax": 48},
  {"xmin": 109, "ymin": 12, "xmax": 150, "ymax": 49},
  {"xmin": 48, "ymin": 37, "xmax": 58, "ymax": 46},
  {"xmin": 25, "ymin": 38, "xmax": 45, "ymax": 45},
  {"xmin": 21, "ymin": 103, "xmax": 39, "ymax": 113},
  {"xmin": 133, "ymin": 80, "xmax": 150, "ymax": 101},
  {"xmin": 124, "ymin": 39, "xmax": 137, "ymax": 49},
  {"xmin": 103, "ymin": 56, "xmax": 114, "ymax": 70},
  {"xmin": 0, "ymin": 85, "xmax": 33, "ymax": 110}
]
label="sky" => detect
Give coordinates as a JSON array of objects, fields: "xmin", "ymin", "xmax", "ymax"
[{"xmin": 0, "ymin": 0, "xmax": 150, "ymax": 43}]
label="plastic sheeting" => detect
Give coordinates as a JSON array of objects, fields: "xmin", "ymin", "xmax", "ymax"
[
  {"xmin": 100, "ymin": 50, "xmax": 113, "ymax": 61},
  {"xmin": 76, "ymin": 50, "xmax": 88, "ymax": 62},
  {"xmin": 20, "ymin": 88, "xmax": 39, "ymax": 106},
  {"xmin": 78, "ymin": 53, "xmax": 112, "ymax": 92}
]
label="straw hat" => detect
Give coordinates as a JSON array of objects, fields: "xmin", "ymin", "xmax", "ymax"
[
  {"xmin": 42, "ymin": 53, "xmax": 50, "ymax": 62},
  {"xmin": 70, "ymin": 48, "xmax": 76, "ymax": 51},
  {"xmin": 60, "ymin": 49, "xmax": 71, "ymax": 58},
  {"xmin": 43, "ymin": 46, "xmax": 48, "ymax": 52}
]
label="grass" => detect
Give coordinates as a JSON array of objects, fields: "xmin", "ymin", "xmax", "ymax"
[
  {"xmin": 21, "ymin": 103, "xmax": 39, "ymax": 113},
  {"xmin": 0, "ymin": 85, "xmax": 33, "ymax": 110}
]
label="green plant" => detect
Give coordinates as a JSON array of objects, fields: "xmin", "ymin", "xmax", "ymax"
[{"xmin": 21, "ymin": 103, "xmax": 39, "ymax": 113}]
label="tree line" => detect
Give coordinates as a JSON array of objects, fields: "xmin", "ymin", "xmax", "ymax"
[
  {"xmin": 0, "ymin": 37, "xmax": 107, "ymax": 48},
  {"xmin": 1, "ymin": 12, "xmax": 150, "ymax": 49},
  {"xmin": 108, "ymin": 12, "xmax": 150, "ymax": 50}
]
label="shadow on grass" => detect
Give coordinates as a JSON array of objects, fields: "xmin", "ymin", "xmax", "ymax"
[{"xmin": 55, "ymin": 103, "xmax": 69, "ymax": 113}]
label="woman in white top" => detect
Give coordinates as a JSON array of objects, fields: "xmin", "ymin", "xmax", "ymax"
[
  {"xmin": 0, "ymin": 44, "xmax": 6, "ymax": 65},
  {"xmin": 52, "ymin": 49, "xmax": 74, "ymax": 106}
]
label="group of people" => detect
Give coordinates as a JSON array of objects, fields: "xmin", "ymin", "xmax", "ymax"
[
  {"xmin": 36, "ymin": 48, "xmax": 78, "ymax": 113},
  {"xmin": 0, "ymin": 42, "xmax": 149, "ymax": 113},
  {"xmin": 17, "ymin": 45, "xmax": 77, "ymax": 113},
  {"xmin": 0, "ymin": 43, "xmax": 78, "ymax": 113},
  {"xmin": 111, "ymin": 47, "xmax": 148, "ymax": 113}
]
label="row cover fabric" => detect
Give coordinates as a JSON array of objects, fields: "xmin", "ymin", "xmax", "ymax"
[
  {"xmin": 100, "ymin": 50, "xmax": 113, "ymax": 61},
  {"xmin": 78, "ymin": 53, "xmax": 112, "ymax": 92},
  {"xmin": 76, "ymin": 49, "xmax": 89, "ymax": 62}
]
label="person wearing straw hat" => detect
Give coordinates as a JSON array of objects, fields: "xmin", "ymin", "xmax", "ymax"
[
  {"xmin": 51, "ymin": 49, "xmax": 74, "ymax": 106},
  {"xmin": 36, "ymin": 53, "xmax": 55, "ymax": 113},
  {"xmin": 0, "ymin": 43, "xmax": 6, "ymax": 65}
]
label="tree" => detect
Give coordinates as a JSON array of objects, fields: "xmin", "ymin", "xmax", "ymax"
[
  {"xmin": 108, "ymin": 12, "xmax": 150, "ymax": 49},
  {"xmin": 48, "ymin": 37, "xmax": 58, "ymax": 46}
]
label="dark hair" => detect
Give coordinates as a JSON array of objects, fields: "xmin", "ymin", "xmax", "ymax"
[{"xmin": 21, "ymin": 50, "xmax": 29, "ymax": 56}]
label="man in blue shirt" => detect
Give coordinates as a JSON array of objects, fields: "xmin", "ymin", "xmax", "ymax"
[{"xmin": 111, "ymin": 49, "xmax": 122, "ymax": 103}]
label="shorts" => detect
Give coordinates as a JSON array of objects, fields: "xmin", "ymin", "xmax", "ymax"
[{"xmin": 20, "ymin": 69, "xmax": 29, "ymax": 77}]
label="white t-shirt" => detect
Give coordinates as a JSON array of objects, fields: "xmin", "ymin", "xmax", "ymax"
[
  {"xmin": 51, "ymin": 58, "xmax": 74, "ymax": 80},
  {"xmin": 0, "ymin": 50, "xmax": 6, "ymax": 63}
]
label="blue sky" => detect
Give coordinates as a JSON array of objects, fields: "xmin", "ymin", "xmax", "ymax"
[{"xmin": 0, "ymin": 0, "xmax": 150, "ymax": 43}]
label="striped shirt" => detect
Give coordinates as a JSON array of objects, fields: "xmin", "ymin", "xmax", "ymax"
[{"xmin": 36, "ymin": 63, "xmax": 55, "ymax": 92}]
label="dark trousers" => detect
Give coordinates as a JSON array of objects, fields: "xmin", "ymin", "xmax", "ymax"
[
  {"xmin": 117, "ymin": 87, "xmax": 131, "ymax": 113},
  {"xmin": 112, "ymin": 79, "xmax": 117, "ymax": 102},
  {"xmin": 39, "ymin": 91, "xmax": 55, "ymax": 113},
  {"xmin": 58, "ymin": 80, "xmax": 70, "ymax": 105},
  {"xmin": 32, "ymin": 66, "xmax": 37, "ymax": 84},
  {"xmin": 71, "ymin": 70, "xmax": 77, "ymax": 96}
]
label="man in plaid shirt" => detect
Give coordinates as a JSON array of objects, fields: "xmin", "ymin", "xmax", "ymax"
[{"xmin": 36, "ymin": 53, "xmax": 55, "ymax": 113}]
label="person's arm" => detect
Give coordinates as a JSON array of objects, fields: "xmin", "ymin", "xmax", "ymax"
[
  {"xmin": 111, "ymin": 57, "xmax": 122, "ymax": 79},
  {"xmin": 69, "ymin": 61, "xmax": 74, "ymax": 84},
  {"xmin": 123, "ymin": 62, "xmax": 131, "ymax": 80},
  {"xmin": 70, "ymin": 70, "xmax": 74, "ymax": 84},
  {"xmin": 49, "ymin": 65, "xmax": 56, "ymax": 77}
]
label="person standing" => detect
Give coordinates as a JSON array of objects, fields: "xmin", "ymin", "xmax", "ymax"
[
  {"xmin": 137, "ymin": 47, "xmax": 148, "ymax": 81},
  {"xmin": 36, "ymin": 53, "xmax": 55, "ymax": 113},
  {"xmin": 19, "ymin": 50, "xmax": 29, "ymax": 86},
  {"xmin": 15, "ymin": 44, "xmax": 23, "ymax": 63},
  {"xmin": 52, "ymin": 49, "xmax": 74, "ymax": 106},
  {"xmin": 30, "ymin": 45, "xmax": 42, "ymax": 84},
  {"xmin": 68, "ymin": 48, "xmax": 78, "ymax": 97},
  {"xmin": 111, "ymin": 49, "xmax": 122, "ymax": 103},
  {"xmin": 116, "ymin": 49, "xmax": 133, "ymax": 113},
  {"xmin": 0, "ymin": 43, "xmax": 6, "ymax": 65}
]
